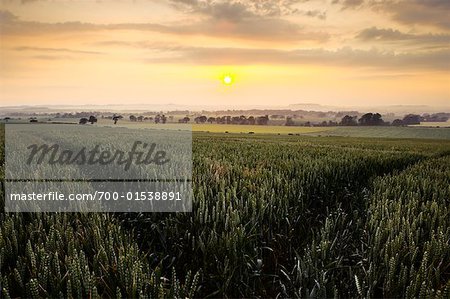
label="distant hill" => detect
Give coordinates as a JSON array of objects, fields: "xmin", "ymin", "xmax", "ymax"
[{"xmin": 0, "ymin": 103, "xmax": 448, "ymax": 117}]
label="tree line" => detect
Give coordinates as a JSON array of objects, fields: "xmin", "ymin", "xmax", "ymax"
[
  {"xmin": 337, "ymin": 113, "xmax": 437, "ymax": 127},
  {"xmin": 8, "ymin": 111, "xmax": 445, "ymax": 127},
  {"xmin": 188, "ymin": 115, "xmax": 270, "ymax": 125},
  {"xmin": 34, "ymin": 112, "xmax": 450, "ymax": 127}
]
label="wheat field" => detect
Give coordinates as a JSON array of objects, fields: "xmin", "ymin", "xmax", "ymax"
[{"xmin": 1, "ymin": 125, "xmax": 449, "ymax": 298}]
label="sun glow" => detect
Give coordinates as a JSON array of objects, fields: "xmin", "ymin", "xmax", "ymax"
[{"xmin": 222, "ymin": 74, "xmax": 234, "ymax": 86}]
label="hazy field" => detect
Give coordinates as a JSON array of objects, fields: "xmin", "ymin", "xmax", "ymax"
[
  {"xmin": 305, "ymin": 126, "xmax": 450, "ymax": 139},
  {"xmin": 115, "ymin": 121, "xmax": 450, "ymax": 139},
  {"xmin": 191, "ymin": 123, "xmax": 330, "ymax": 134},
  {"xmin": 410, "ymin": 121, "xmax": 450, "ymax": 127},
  {"xmin": 3, "ymin": 117, "xmax": 450, "ymax": 140},
  {"xmin": 191, "ymin": 124, "xmax": 450, "ymax": 139}
]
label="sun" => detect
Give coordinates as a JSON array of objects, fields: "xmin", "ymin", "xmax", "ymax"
[{"xmin": 222, "ymin": 74, "xmax": 234, "ymax": 86}]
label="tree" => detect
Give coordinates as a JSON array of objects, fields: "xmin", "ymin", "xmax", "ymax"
[
  {"xmin": 215, "ymin": 116, "xmax": 224, "ymax": 124},
  {"xmin": 256, "ymin": 115, "xmax": 269, "ymax": 125},
  {"xmin": 112, "ymin": 114, "xmax": 122, "ymax": 125},
  {"xmin": 358, "ymin": 113, "xmax": 384, "ymax": 126},
  {"xmin": 248, "ymin": 116, "xmax": 255, "ymax": 125},
  {"xmin": 421, "ymin": 113, "xmax": 449, "ymax": 122},
  {"xmin": 137, "ymin": 116, "xmax": 144, "ymax": 122},
  {"xmin": 340, "ymin": 115, "xmax": 357, "ymax": 126},
  {"xmin": 88, "ymin": 115, "xmax": 97, "ymax": 124},
  {"xmin": 328, "ymin": 120, "xmax": 338, "ymax": 126},
  {"xmin": 179, "ymin": 116, "xmax": 190, "ymax": 123},
  {"xmin": 231, "ymin": 116, "xmax": 240, "ymax": 124},
  {"xmin": 4, "ymin": 117, "xmax": 10, "ymax": 122},
  {"xmin": 129, "ymin": 115, "xmax": 137, "ymax": 122},
  {"xmin": 194, "ymin": 116, "xmax": 207, "ymax": 124},
  {"xmin": 372, "ymin": 113, "xmax": 384, "ymax": 125},
  {"xmin": 392, "ymin": 119, "xmax": 404, "ymax": 126},
  {"xmin": 285, "ymin": 117, "xmax": 295, "ymax": 126},
  {"xmin": 161, "ymin": 115, "xmax": 167, "ymax": 124},
  {"xmin": 403, "ymin": 114, "xmax": 421, "ymax": 125},
  {"xmin": 358, "ymin": 113, "xmax": 371, "ymax": 125},
  {"xmin": 79, "ymin": 118, "xmax": 88, "ymax": 124},
  {"xmin": 207, "ymin": 117, "xmax": 216, "ymax": 124}
]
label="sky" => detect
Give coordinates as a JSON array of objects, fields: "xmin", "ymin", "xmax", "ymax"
[{"xmin": 0, "ymin": 0, "xmax": 449, "ymax": 108}]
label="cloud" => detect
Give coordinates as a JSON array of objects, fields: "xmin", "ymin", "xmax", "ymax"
[
  {"xmin": 356, "ymin": 27, "xmax": 450, "ymax": 45},
  {"xmin": 304, "ymin": 10, "xmax": 326, "ymax": 20},
  {"xmin": 0, "ymin": 9, "xmax": 18, "ymax": 22},
  {"xmin": 164, "ymin": 0, "xmax": 328, "ymax": 40},
  {"xmin": 331, "ymin": 0, "xmax": 364, "ymax": 9},
  {"xmin": 0, "ymin": 9, "xmax": 328, "ymax": 42},
  {"xmin": 89, "ymin": 38, "xmax": 450, "ymax": 70},
  {"xmin": 0, "ymin": 11, "xmax": 101, "ymax": 34},
  {"xmin": 135, "ymin": 44, "xmax": 450, "ymax": 70},
  {"xmin": 386, "ymin": 0, "xmax": 450, "ymax": 30},
  {"xmin": 168, "ymin": 0, "xmax": 309, "ymax": 18},
  {"xmin": 168, "ymin": 0, "xmax": 327, "ymax": 21},
  {"xmin": 184, "ymin": 17, "xmax": 328, "ymax": 41},
  {"xmin": 14, "ymin": 46, "xmax": 103, "ymax": 55},
  {"xmin": 331, "ymin": 0, "xmax": 450, "ymax": 30},
  {"xmin": 30, "ymin": 55, "xmax": 72, "ymax": 60}
]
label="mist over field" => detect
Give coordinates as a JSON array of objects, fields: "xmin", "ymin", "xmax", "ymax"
[{"xmin": 1, "ymin": 103, "xmax": 450, "ymax": 115}]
